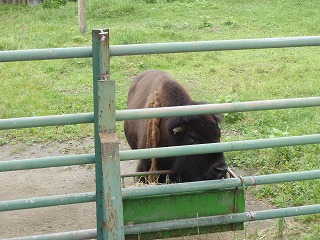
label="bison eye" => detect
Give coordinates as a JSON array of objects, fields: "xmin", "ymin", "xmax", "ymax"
[{"xmin": 186, "ymin": 135, "xmax": 201, "ymax": 145}]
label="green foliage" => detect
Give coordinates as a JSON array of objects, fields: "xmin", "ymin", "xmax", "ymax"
[{"xmin": 43, "ymin": 0, "xmax": 67, "ymax": 9}]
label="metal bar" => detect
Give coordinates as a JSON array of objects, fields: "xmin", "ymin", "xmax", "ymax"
[
  {"xmin": 99, "ymin": 132, "xmax": 124, "ymax": 239},
  {"xmin": 119, "ymin": 134, "xmax": 320, "ymax": 161},
  {"xmin": 1, "ymin": 97, "xmax": 319, "ymax": 130},
  {"xmin": 1, "ymin": 134, "xmax": 317, "ymax": 172},
  {"xmin": 92, "ymin": 29, "xmax": 105, "ymax": 240},
  {"xmin": 98, "ymin": 81, "xmax": 115, "ymax": 132},
  {"xmin": 5, "ymin": 204, "xmax": 320, "ymax": 239},
  {"xmin": 0, "ymin": 113, "xmax": 93, "ymax": 130},
  {"xmin": 1, "ymin": 134, "xmax": 316, "ymax": 172},
  {"xmin": 1, "ymin": 36, "xmax": 320, "ymax": 62},
  {"xmin": 122, "ymin": 170, "xmax": 320, "ymax": 199},
  {"xmin": 0, "ymin": 47, "xmax": 91, "ymax": 62},
  {"xmin": 1, "ymin": 170, "xmax": 319, "ymax": 212},
  {"xmin": 110, "ymin": 36, "xmax": 320, "ymax": 56},
  {"xmin": 0, "ymin": 154, "xmax": 95, "ymax": 172},
  {"xmin": 0, "ymin": 192, "xmax": 95, "ymax": 212},
  {"xmin": 120, "ymin": 170, "xmax": 175, "ymax": 178},
  {"xmin": 92, "ymin": 29, "xmax": 104, "ymax": 240},
  {"xmin": 92, "ymin": 29, "xmax": 125, "ymax": 240},
  {"xmin": 116, "ymin": 97, "xmax": 320, "ymax": 121},
  {"xmin": 3, "ymin": 229, "xmax": 97, "ymax": 240},
  {"xmin": 125, "ymin": 204, "xmax": 320, "ymax": 235}
]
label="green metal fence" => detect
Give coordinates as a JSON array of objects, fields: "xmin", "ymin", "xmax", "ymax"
[{"xmin": 0, "ymin": 29, "xmax": 320, "ymax": 240}]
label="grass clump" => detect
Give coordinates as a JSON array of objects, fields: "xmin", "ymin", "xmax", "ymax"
[{"xmin": 42, "ymin": 0, "xmax": 67, "ymax": 9}]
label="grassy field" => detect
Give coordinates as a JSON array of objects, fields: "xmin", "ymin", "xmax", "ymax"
[{"xmin": 0, "ymin": 0, "xmax": 319, "ymax": 238}]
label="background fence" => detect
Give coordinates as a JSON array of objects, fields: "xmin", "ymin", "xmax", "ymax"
[{"xmin": 0, "ymin": 29, "xmax": 320, "ymax": 239}]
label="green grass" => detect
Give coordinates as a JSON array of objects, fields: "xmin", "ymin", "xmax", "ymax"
[{"xmin": 0, "ymin": 0, "xmax": 319, "ymax": 238}]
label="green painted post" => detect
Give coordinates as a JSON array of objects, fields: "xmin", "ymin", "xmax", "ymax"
[{"xmin": 92, "ymin": 29, "xmax": 124, "ymax": 240}]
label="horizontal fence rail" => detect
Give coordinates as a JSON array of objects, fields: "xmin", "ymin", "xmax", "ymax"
[
  {"xmin": 122, "ymin": 170, "xmax": 320, "ymax": 199},
  {"xmin": 110, "ymin": 36, "xmax": 320, "ymax": 56},
  {"xmin": 0, "ymin": 154, "xmax": 95, "ymax": 172},
  {"xmin": 1, "ymin": 135, "xmax": 319, "ymax": 172},
  {"xmin": 126, "ymin": 204, "xmax": 320, "ymax": 235},
  {"xmin": 1, "ymin": 97, "xmax": 319, "ymax": 130},
  {"xmin": 5, "ymin": 204, "xmax": 320, "ymax": 240},
  {"xmin": 116, "ymin": 97, "xmax": 320, "ymax": 121},
  {"xmin": 120, "ymin": 134, "xmax": 320, "ymax": 161},
  {"xmin": 1, "ymin": 36, "xmax": 320, "ymax": 62},
  {"xmin": 0, "ymin": 47, "xmax": 91, "ymax": 62},
  {"xmin": 0, "ymin": 112, "xmax": 93, "ymax": 130},
  {"xmin": 5, "ymin": 229, "xmax": 97, "ymax": 240},
  {"xmin": 1, "ymin": 170, "xmax": 319, "ymax": 212},
  {"xmin": 0, "ymin": 192, "xmax": 96, "ymax": 212}
]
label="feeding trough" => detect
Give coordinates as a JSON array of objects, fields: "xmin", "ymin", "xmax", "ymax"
[{"xmin": 121, "ymin": 169, "xmax": 245, "ymax": 239}]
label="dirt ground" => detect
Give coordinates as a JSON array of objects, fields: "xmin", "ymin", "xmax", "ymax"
[{"xmin": 0, "ymin": 138, "xmax": 293, "ymax": 239}]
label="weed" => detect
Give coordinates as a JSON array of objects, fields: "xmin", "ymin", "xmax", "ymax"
[
  {"xmin": 199, "ymin": 16, "xmax": 212, "ymax": 29},
  {"xmin": 224, "ymin": 17, "xmax": 238, "ymax": 27}
]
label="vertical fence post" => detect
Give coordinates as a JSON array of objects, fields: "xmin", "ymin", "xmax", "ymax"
[{"xmin": 92, "ymin": 29, "xmax": 124, "ymax": 240}]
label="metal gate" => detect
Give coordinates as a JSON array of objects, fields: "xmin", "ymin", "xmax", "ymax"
[{"xmin": 0, "ymin": 29, "xmax": 320, "ymax": 240}]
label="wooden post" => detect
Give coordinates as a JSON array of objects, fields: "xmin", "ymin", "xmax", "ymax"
[{"xmin": 78, "ymin": 0, "xmax": 86, "ymax": 34}]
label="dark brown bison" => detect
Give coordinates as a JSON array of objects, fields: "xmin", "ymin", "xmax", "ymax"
[{"xmin": 124, "ymin": 70, "xmax": 227, "ymax": 183}]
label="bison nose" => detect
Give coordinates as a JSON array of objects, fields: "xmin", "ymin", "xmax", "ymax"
[{"xmin": 212, "ymin": 166, "xmax": 228, "ymax": 179}]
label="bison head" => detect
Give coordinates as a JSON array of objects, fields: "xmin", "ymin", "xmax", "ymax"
[{"xmin": 166, "ymin": 114, "xmax": 227, "ymax": 182}]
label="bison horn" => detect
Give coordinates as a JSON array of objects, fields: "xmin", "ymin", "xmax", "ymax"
[{"xmin": 172, "ymin": 126, "xmax": 182, "ymax": 134}]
